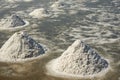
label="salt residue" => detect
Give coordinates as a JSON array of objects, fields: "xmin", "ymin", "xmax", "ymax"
[
  {"xmin": 0, "ymin": 15, "xmax": 29, "ymax": 30},
  {"xmin": 5, "ymin": 0, "xmax": 33, "ymax": 3},
  {"xmin": 49, "ymin": 0, "xmax": 82, "ymax": 16},
  {"xmin": 46, "ymin": 40, "xmax": 109, "ymax": 78},
  {"xmin": 50, "ymin": 0, "xmax": 74, "ymax": 11},
  {"xmin": 0, "ymin": 31, "xmax": 47, "ymax": 62},
  {"xmin": 51, "ymin": 1, "xmax": 69, "ymax": 10},
  {"xmin": 29, "ymin": 8, "xmax": 51, "ymax": 19},
  {"xmin": 50, "ymin": 0, "xmax": 79, "ymax": 10},
  {"xmin": 50, "ymin": 0, "xmax": 69, "ymax": 15}
]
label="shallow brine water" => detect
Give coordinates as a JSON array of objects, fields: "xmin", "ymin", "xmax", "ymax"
[{"xmin": 0, "ymin": 0, "xmax": 120, "ymax": 80}]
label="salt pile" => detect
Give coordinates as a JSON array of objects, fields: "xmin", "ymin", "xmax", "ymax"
[
  {"xmin": 50, "ymin": 1, "xmax": 70, "ymax": 11},
  {"xmin": 29, "ymin": 8, "xmax": 51, "ymax": 19},
  {"xmin": 46, "ymin": 40, "xmax": 109, "ymax": 78},
  {"xmin": 50, "ymin": 0, "xmax": 69, "ymax": 13},
  {"xmin": 51, "ymin": 1, "xmax": 68, "ymax": 9},
  {"xmin": 50, "ymin": 0, "xmax": 79, "ymax": 10},
  {"xmin": 0, "ymin": 15, "xmax": 29, "ymax": 30},
  {"xmin": 0, "ymin": 31, "xmax": 46, "ymax": 62}
]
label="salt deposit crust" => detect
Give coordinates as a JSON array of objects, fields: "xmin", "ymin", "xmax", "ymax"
[
  {"xmin": 46, "ymin": 58, "xmax": 110, "ymax": 79},
  {"xmin": 46, "ymin": 40, "xmax": 111, "ymax": 79}
]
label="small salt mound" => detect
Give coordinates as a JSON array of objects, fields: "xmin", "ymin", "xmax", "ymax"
[
  {"xmin": 0, "ymin": 31, "xmax": 46, "ymax": 62},
  {"xmin": 51, "ymin": 0, "xmax": 75, "ymax": 10},
  {"xmin": 50, "ymin": 0, "xmax": 78, "ymax": 16},
  {"xmin": 0, "ymin": 15, "xmax": 29, "ymax": 29},
  {"xmin": 50, "ymin": 1, "xmax": 70, "ymax": 11},
  {"xmin": 29, "ymin": 8, "xmax": 51, "ymax": 19},
  {"xmin": 50, "ymin": 1, "xmax": 69, "ymax": 16},
  {"xmin": 46, "ymin": 40, "xmax": 109, "ymax": 77},
  {"xmin": 51, "ymin": 1, "xmax": 67, "ymax": 9}
]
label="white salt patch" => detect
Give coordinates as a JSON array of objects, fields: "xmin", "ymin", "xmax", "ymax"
[
  {"xmin": 46, "ymin": 40, "xmax": 110, "ymax": 78},
  {"xmin": 68, "ymin": 9, "xmax": 78, "ymax": 15},
  {"xmin": 0, "ymin": 31, "xmax": 47, "ymax": 62}
]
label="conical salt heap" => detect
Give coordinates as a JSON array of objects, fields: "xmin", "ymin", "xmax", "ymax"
[
  {"xmin": 51, "ymin": 1, "xmax": 66, "ymax": 9},
  {"xmin": 51, "ymin": 0, "xmax": 76, "ymax": 9},
  {"xmin": 29, "ymin": 8, "xmax": 50, "ymax": 19},
  {"xmin": 48, "ymin": 40, "xmax": 109, "ymax": 76},
  {"xmin": 0, "ymin": 15, "xmax": 26, "ymax": 28},
  {"xmin": 0, "ymin": 31, "xmax": 46, "ymax": 61},
  {"xmin": 10, "ymin": 15, "xmax": 26, "ymax": 27}
]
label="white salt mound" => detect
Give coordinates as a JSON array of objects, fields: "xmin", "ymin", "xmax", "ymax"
[
  {"xmin": 0, "ymin": 15, "xmax": 29, "ymax": 29},
  {"xmin": 0, "ymin": 31, "xmax": 46, "ymax": 62},
  {"xmin": 51, "ymin": 0, "xmax": 72, "ymax": 9},
  {"xmin": 51, "ymin": 1, "xmax": 66, "ymax": 9},
  {"xmin": 50, "ymin": 1, "xmax": 70, "ymax": 11},
  {"xmin": 29, "ymin": 8, "xmax": 50, "ymax": 19},
  {"xmin": 50, "ymin": 0, "xmax": 77, "ymax": 16},
  {"xmin": 51, "ymin": 0, "xmax": 77, "ymax": 10},
  {"xmin": 47, "ymin": 40, "xmax": 109, "ymax": 77}
]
